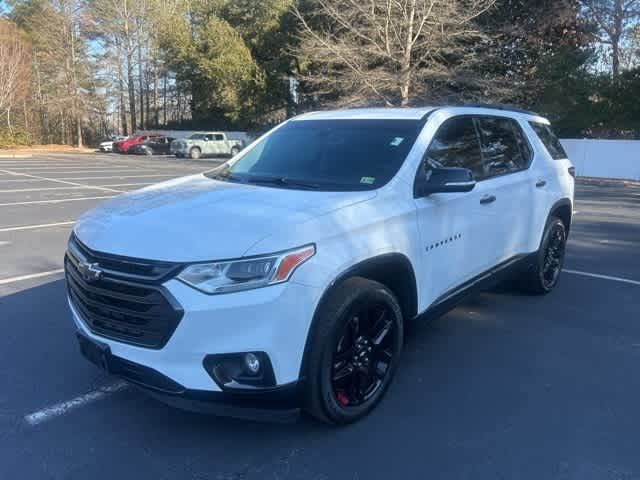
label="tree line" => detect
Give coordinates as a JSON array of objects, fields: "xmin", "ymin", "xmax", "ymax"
[{"xmin": 0, "ymin": 0, "xmax": 639, "ymax": 147}]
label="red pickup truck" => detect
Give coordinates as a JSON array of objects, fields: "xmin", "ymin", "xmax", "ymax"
[{"xmin": 114, "ymin": 134, "xmax": 162, "ymax": 154}]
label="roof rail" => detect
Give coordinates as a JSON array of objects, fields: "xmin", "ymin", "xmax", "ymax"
[{"xmin": 458, "ymin": 103, "xmax": 540, "ymax": 116}]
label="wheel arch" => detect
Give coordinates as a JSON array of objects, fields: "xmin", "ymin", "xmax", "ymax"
[
  {"xmin": 548, "ymin": 198, "xmax": 573, "ymax": 235},
  {"xmin": 298, "ymin": 253, "xmax": 418, "ymax": 380}
]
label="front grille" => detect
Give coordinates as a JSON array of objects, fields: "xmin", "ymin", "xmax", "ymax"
[{"xmin": 65, "ymin": 235, "xmax": 183, "ymax": 349}]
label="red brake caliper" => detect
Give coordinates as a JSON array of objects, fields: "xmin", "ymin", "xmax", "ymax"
[{"xmin": 336, "ymin": 390, "xmax": 350, "ymax": 406}]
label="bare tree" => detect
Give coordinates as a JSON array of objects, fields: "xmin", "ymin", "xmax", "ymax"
[
  {"xmin": 293, "ymin": 0, "xmax": 497, "ymax": 107},
  {"xmin": 0, "ymin": 20, "xmax": 31, "ymax": 131},
  {"xmin": 580, "ymin": 0, "xmax": 640, "ymax": 76},
  {"xmin": 21, "ymin": 0, "xmax": 91, "ymax": 147},
  {"xmin": 87, "ymin": 0, "xmax": 141, "ymax": 133}
]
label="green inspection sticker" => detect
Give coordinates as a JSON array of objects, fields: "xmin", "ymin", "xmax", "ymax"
[{"xmin": 360, "ymin": 176, "xmax": 375, "ymax": 185}]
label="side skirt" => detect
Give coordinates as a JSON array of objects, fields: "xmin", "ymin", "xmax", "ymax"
[{"xmin": 416, "ymin": 252, "xmax": 537, "ymax": 322}]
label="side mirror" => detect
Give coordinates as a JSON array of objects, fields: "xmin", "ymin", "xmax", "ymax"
[{"xmin": 415, "ymin": 165, "xmax": 476, "ymax": 197}]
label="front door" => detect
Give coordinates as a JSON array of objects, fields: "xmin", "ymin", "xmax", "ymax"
[{"xmin": 413, "ymin": 115, "xmax": 505, "ymax": 306}]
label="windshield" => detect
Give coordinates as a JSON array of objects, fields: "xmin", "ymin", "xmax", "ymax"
[
  {"xmin": 206, "ymin": 119, "xmax": 423, "ymax": 191},
  {"xmin": 189, "ymin": 133, "xmax": 207, "ymax": 140}
]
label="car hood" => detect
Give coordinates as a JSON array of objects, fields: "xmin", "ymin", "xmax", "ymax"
[{"xmin": 74, "ymin": 174, "xmax": 375, "ymax": 262}]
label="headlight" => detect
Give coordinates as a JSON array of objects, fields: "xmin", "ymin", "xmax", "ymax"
[{"xmin": 177, "ymin": 245, "xmax": 315, "ymax": 294}]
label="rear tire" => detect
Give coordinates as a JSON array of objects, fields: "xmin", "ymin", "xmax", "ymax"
[
  {"xmin": 190, "ymin": 147, "xmax": 201, "ymax": 160},
  {"xmin": 304, "ymin": 277, "xmax": 403, "ymax": 425},
  {"xmin": 519, "ymin": 217, "xmax": 567, "ymax": 294},
  {"xmin": 230, "ymin": 146, "xmax": 240, "ymax": 157}
]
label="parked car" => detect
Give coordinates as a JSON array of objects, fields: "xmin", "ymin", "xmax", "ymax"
[
  {"xmin": 98, "ymin": 136, "xmax": 126, "ymax": 152},
  {"xmin": 171, "ymin": 132, "xmax": 244, "ymax": 159},
  {"xmin": 131, "ymin": 136, "xmax": 175, "ymax": 156},
  {"xmin": 66, "ymin": 106, "xmax": 574, "ymax": 425},
  {"xmin": 114, "ymin": 134, "xmax": 163, "ymax": 154}
]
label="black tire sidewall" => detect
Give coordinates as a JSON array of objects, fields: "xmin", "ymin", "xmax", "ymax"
[
  {"xmin": 313, "ymin": 280, "xmax": 403, "ymax": 424},
  {"xmin": 536, "ymin": 218, "xmax": 566, "ymax": 292}
]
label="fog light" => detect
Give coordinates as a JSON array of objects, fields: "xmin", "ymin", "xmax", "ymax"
[
  {"xmin": 203, "ymin": 352, "xmax": 276, "ymax": 389},
  {"xmin": 244, "ymin": 353, "xmax": 260, "ymax": 374}
]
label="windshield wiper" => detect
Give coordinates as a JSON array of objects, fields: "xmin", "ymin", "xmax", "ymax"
[
  {"xmin": 207, "ymin": 172, "xmax": 244, "ymax": 183},
  {"xmin": 246, "ymin": 176, "xmax": 320, "ymax": 190}
]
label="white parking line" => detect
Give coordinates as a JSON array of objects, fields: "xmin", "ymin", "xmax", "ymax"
[
  {"xmin": 0, "ymin": 269, "xmax": 64, "ymax": 285},
  {"xmin": 0, "ymin": 186, "xmax": 109, "ymax": 193},
  {"xmin": 0, "ymin": 178, "xmax": 50, "ymax": 183},
  {"xmin": 5, "ymin": 165, "xmax": 144, "ymax": 169},
  {"xmin": 564, "ymin": 269, "xmax": 640, "ymax": 286},
  {"xmin": 0, "ymin": 221, "xmax": 75, "ymax": 232},
  {"xmin": 0, "ymin": 168, "xmax": 123, "ymax": 193},
  {"xmin": 24, "ymin": 381, "xmax": 129, "ymax": 427},
  {"xmin": 0, "ymin": 163, "xmax": 85, "ymax": 167},
  {"xmin": 101, "ymin": 182, "xmax": 154, "ymax": 187},
  {"xmin": 0, "ymin": 195, "xmax": 114, "ymax": 207},
  {"xmin": 57, "ymin": 174, "xmax": 181, "ymax": 181},
  {"xmin": 7, "ymin": 169, "xmax": 153, "ymax": 174}
]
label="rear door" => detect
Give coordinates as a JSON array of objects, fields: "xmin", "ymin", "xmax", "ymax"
[{"xmin": 474, "ymin": 115, "xmax": 534, "ymax": 262}]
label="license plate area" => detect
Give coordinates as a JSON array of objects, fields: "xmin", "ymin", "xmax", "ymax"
[{"xmin": 77, "ymin": 333, "xmax": 111, "ymax": 372}]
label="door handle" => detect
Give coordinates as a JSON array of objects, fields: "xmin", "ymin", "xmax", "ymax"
[
  {"xmin": 480, "ymin": 194, "xmax": 496, "ymax": 205},
  {"xmin": 536, "ymin": 179, "xmax": 547, "ymax": 188}
]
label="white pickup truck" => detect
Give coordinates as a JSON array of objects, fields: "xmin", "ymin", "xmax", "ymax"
[{"xmin": 171, "ymin": 132, "xmax": 244, "ymax": 159}]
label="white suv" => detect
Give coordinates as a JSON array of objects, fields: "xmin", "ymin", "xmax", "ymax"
[{"xmin": 66, "ymin": 106, "xmax": 575, "ymax": 424}]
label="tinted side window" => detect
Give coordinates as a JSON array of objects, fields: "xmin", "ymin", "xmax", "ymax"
[
  {"xmin": 529, "ymin": 122, "xmax": 567, "ymax": 160},
  {"xmin": 426, "ymin": 117, "xmax": 483, "ymax": 179},
  {"xmin": 214, "ymin": 134, "xmax": 224, "ymax": 141},
  {"xmin": 475, "ymin": 117, "xmax": 529, "ymax": 178}
]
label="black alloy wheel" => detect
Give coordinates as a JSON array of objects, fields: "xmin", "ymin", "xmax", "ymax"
[
  {"xmin": 331, "ymin": 303, "xmax": 397, "ymax": 407},
  {"xmin": 541, "ymin": 221, "xmax": 566, "ymax": 290},
  {"xmin": 304, "ymin": 277, "xmax": 403, "ymax": 424}
]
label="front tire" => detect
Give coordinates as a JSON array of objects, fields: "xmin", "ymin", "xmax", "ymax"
[
  {"xmin": 520, "ymin": 217, "xmax": 567, "ymax": 294},
  {"xmin": 304, "ymin": 277, "xmax": 403, "ymax": 425},
  {"xmin": 190, "ymin": 147, "xmax": 201, "ymax": 160}
]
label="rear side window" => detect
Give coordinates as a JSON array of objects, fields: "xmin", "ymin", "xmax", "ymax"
[
  {"xmin": 214, "ymin": 134, "xmax": 224, "ymax": 141},
  {"xmin": 425, "ymin": 117, "xmax": 484, "ymax": 179},
  {"xmin": 529, "ymin": 122, "xmax": 567, "ymax": 160},
  {"xmin": 475, "ymin": 117, "xmax": 531, "ymax": 178}
]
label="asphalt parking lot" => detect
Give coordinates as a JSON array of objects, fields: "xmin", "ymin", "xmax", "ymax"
[{"xmin": 1, "ymin": 153, "xmax": 639, "ymax": 479}]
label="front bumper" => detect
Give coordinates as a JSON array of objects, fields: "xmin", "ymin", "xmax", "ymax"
[
  {"xmin": 69, "ymin": 278, "xmax": 322, "ymax": 419},
  {"xmin": 76, "ymin": 332, "xmax": 301, "ymax": 422}
]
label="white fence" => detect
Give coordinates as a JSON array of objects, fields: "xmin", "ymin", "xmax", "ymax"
[{"xmin": 560, "ymin": 139, "xmax": 640, "ymax": 181}]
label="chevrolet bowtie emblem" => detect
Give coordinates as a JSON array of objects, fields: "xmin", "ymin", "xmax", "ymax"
[{"xmin": 77, "ymin": 261, "xmax": 103, "ymax": 282}]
